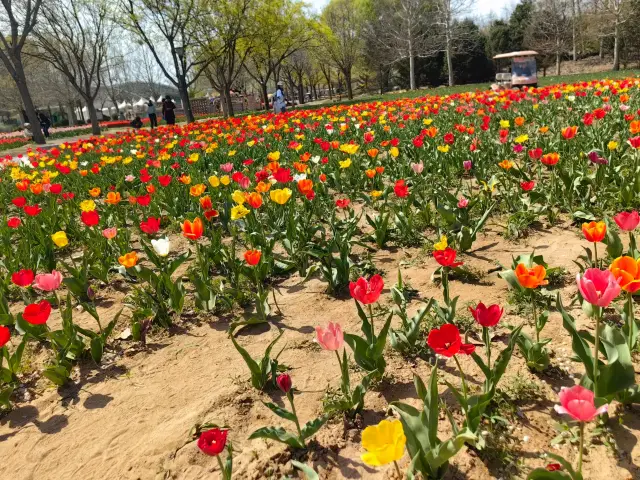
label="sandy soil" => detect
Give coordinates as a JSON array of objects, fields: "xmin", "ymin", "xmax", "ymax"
[{"xmin": 1, "ymin": 221, "xmax": 639, "ymax": 480}]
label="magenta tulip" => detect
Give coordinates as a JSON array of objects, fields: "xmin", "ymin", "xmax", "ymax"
[
  {"xmin": 33, "ymin": 270, "xmax": 63, "ymax": 292},
  {"xmin": 614, "ymin": 211, "xmax": 640, "ymax": 231},
  {"xmin": 315, "ymin": 322, "xmax": 344, "ymax": 351},
  {"xmin": 554, "ymin": 385, "xmax": 608, "ymax": 422},
  {"xmin": 576, "ymin": 268, "xmax": 620, "ymax": 307}
]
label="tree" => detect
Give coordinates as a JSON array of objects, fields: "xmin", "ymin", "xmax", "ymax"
[
  {"xmin": 0, "ymin": 0, "xmax": 45, "ymax": 143},
  {"xmin": 432, "ymin": 0, "xmax": 474, "ymax": 86},
  {"xmin": 362, "ymin": 0, "xmax": 434, "ymax": 90},
  {"xmin": 451, "ymin": 20, "xmax": 494, "ymax": 84},
  {"xmin": 487, "ymin": 20, "xmax": 512, "ymax": 58},
  {"xmin": 244, "ymin": 0, "xmax": 314, "ymax": 111},
  {"xmin": 526, "ymin": 0, "xmax": 571, "ymax": 75},
  {"xmin": 30, "ymin": 0, "xmax": 111, "ymax": 135},
  {"xmin": 509, "ymin": 0, "xmax": 534, "ymax": 51},
  {"xmin": 321, "ymin": 0, "xmax": 364, "ymax": 99},
  {"xmin": 122, "ymin": 0, "xmax": 214, "ymax": 123},
  {"xmin": 595, "ymin": 0, "xmax": 630, "ymax": 70}
]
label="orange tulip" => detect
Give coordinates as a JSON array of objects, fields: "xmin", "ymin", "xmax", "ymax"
[
  {"xmin": 30, "ymin": 183, "xmax": 43, "ymax": 195},
  {"xmin": 89, "ymin": 187, "xmax": 101, "ymax": 197},
  {"xmin": 118, "ymin": 251, "xmax": 138, "ymax": 268},
  {"xmin": 630, "ymin": 120, "xmax": 640, "ymax": 135},
  {"xmin": 297, "ymin": 179, "xmax": 313, "ymax": 196},
  {"xmin": 515, "ymin": 116, "xmax": 525, "ymax": 126},
  {"xmin": 255, "ymin": 181, "xmax": 271, "ymax": 193},
  {"xmin": 365, "ymin": 169, "xmax": 376, "ymax": 178},
  {"xmin": 199, "ymin": 195, "xmax": 213, "ymax": 210},
  {"xmin": 182, "ymin": 217, "xmax": 203, "ymax": 240},
  {"xmin": 609, "ymin": 256, "xmax": 640, "ymax": 293},
  {"xmin": 367, "ymin": 148, "xmax": 379, "ymax": 158},
  {"xmin": 582, "ymin": 221, "xmax": 606, "ymax": 243},
  {"xmin": 515, "ymin": 263, "xmax": 548, "ymax": 289},
  {"xmin": 375, "ymin": 166, "xmax": 385, "ymax": 174},
  {"xmin": 246, "ymin": 192, "xmax": 262, "ymax": 209},
  {"xmin": 190, "ymin": 184, "xmax": 206, "ymax": 197},
  {"xmin": 561, "ymin": 126, "xmax": 578, "ymax": 139},
  {"xmin": 105, "ymin": 192, "xmax": 121, "ymax": 204}
]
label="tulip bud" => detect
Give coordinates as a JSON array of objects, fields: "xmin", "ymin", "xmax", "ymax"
[{"xmin": 276, "ymin": 373, "xmax": 292, "ymax": 393}]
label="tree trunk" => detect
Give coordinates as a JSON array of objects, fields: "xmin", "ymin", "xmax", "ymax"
[
  {"xmin": 599, "ymin": 38, "xmax": 604, "ymax": 59},
  {"xmin": 178, "ymin": 77, "xmax": 194, "ymax": 123},
  {"xmin": 14, "ymin": 62, "xmax": 45, "ymax": 144},
  {"xmin": 571, "ymin": 0, "xmax": 577, "ymax": 61},
  {"xmin": 344, "ymin": 68, "xmax": 353, "ymax": 99},
  {"xmin": 67, "ymin": 102, "xmax": 76, "ymax": 126},
  {"xmin": 556, "ymin": 52, "xmax": 561, "ymax": 75},
  {"xmin": 86, "ymin": 101, "xmax": 101, "ymax": 135},
  {"xmin": 409, "ymin": 54, "xmax": 416, "ymax": 90},
  {"xmin": 446, "ymin": 41, "xmax": 454, "ymax": 86},
  {"xmin": 223, "ymin": 88, "xmax": 234, "ymax": 117},
  {"xmin": 613, "ymin": 21, "xmax": 620, "ymax": 71},
  {"xmin": 297, "ymin": 72, "xmax": 304, "ymax": 105},
  {"xmin": 261, "ymin": 83, "xmax": 269, "ymax": 111}
]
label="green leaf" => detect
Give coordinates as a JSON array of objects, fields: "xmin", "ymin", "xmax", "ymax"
[
  {"xmin": 248, "ymin": 426, "xmax": 304, "ymax": 449},
  {"xmin": 42, "ymin": 365, "xmax": 71, "ymax": 386},
  {"xmin": 262, "ymin": 401, "xmax": 296, "ymax": 422},
  {"xmin": 90, "ymin": 336, "xmax": 104, "ymax": 364},
  {"xmin": 290, "ymin": 461, "xmax": 319, "ymax": 480},
  {"xmin": 301, "ymin": 414, "xmax": 328, "ymax": 440}
]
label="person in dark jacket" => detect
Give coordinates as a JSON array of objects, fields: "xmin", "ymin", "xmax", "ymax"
[
  {"xmin": 162, "ymin": 96, "xmax": 176, "ymax": 125},
  {"xmin": 38, "ymin": 112, "xmax": 51, "ymax": 137},
  {"xmin": 130, "ymin": 116, "xmax": 143, "ymax": 129},
  {"xmin": 147, "ymin": 99, "xmax": 157, "ymax": 128}
]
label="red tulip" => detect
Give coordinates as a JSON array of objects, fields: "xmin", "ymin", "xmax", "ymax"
[
  {"xmin": 276, "ymin": 373, "xmax": 292, "ymax": 393},
  {"xmin": 11, "ymin": 269, "xmax": 34, "ymax": 287},
  {"xmin": 554, "ymin": 385, "xmax": 608, "ymax": 422},
  {"xmin": 335, "ymin": 198, "xmax": 350, "ymax": 209},
  {"xmin": 7, "ymin": 217, "xmax": 21, "ymax": 229},
  {"xmin": 520, "ymin": 181, "xmax": 535, "ymax": 191},
  {"xmin": 23, "ymin": 300, "xmax": 51, "ymax": 325},
  {"xmin": 137, "ymin": 194, "xmax": 152, "ymax": 206},
  {"xmin": 81, "ymin": 210, "xmax": 100, "ymax": 226},
  {"xmin": 140, "ymin": 217, "xmax": 161, "ymax": 235},
  {"xmin": 158, "ymin": 175, "xmax": 172, "ymax": 187},
  {"xmin": 469, "ymin": 303, "xmax": 504, "ymax": 327},
  {"xmin": 393, "ymin": 179, "xmax": 409, "ymax": 198},
  {"xmin": 0, "ymin": 325, "xmax": 9, "ymax": 348},
  {"xmin": 23, "ymin": 205, "xmax": 42, "ymax": 217},
  {"xmin": 349, "ymin": 274, "xmax": 384, "ymax": 304},
  {"xmin": 427, "ymin": 324, "xmax": 475, "ymax": 357},
  {"xmin": 433, "ymin": 248, "xmax": 463, "ymax": 268},
  {"xmin": 244, "ymin": 249, "xmax": 261, "ymax": 266},
  {"xmin": 11, "ymin": 196, "xmax": 26, "ymax": 208},
  {"xmin": 614, "ymin": 211, "xmax": 640, "ymax": 231},
  {"xmin": 197, "ymin": 428, "xmax": 228, "ymax": 456}
]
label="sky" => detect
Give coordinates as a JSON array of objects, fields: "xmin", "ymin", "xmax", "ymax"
[{"xmin": 308, "ymin": 0, "xmax": 519, "ymax": 22}]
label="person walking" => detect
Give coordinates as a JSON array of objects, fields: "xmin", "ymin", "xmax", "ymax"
[
  {"xmin": 273, "ymin": 83, "xmax": 286, "ymax": 114},
  {"xmin": 162, "ymin": 96, "xmax": 176, "ymax": 125},
  {"xmin": 147, "ymin": 99, "xmax": 157, "ymax": 128},
  {"xmin": 38, "ymin": 112, "xmax": 51, "ymax": 138}
]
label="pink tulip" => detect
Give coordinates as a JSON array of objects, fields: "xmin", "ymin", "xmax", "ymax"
[
  {"xmin": 220, "ymin": 163, "xmax": 234, "ymax": 173},
  {"xmin": 463, "ymin": 160, "xmax": 472, "ymax": 171},
  {"xmin": 614, "ymin": 211, "xmax": 640, "ymax": 231},
  {"xmin": 513, "ymin": 144, "xmax": 523, "ymax": 153},
  {"xmin": 576, "ymin": 268, "xmax": 620, "ymax": 307},
  {"xmin": 102, "ymin": 227, "xmax": 117, "ymax": 239},
  {"xmin": 238, "ymin": 176, "xmax": 250, "ymax": 189},
  {"xmin": 315, "ymin": 322, "xmax": 344, "ymax": 351},
  {"xmin": 411, "ymin": 162, "xmax": 424, "ymax": 174},
  {"xmin": 33, "ymin": 270, "xmax": 63, "ymax": 292},
  {"xmin": 457, "ymin": 197, "xmax": 469, "ymax": 208},
  {"xmin": 554, "ymin": 385, "xmax": 608, "ymax": 422}
]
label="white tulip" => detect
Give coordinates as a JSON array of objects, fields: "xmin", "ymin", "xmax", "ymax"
[{"xmin": 151, "ymin": 237, "xmax": 170, "ymax": 257}]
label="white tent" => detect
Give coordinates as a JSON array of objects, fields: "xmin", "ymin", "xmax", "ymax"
[{"xmin": 134, "ymin": 97, "xmax": 147, "ymax": 107}]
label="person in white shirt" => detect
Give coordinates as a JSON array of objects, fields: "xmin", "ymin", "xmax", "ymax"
[{"xmin": 273, "ymin": 83, "xmax": 286, "ymax": 114}]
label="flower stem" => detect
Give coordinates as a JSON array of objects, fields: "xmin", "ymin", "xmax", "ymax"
[
  {"xmin": 288, "ymin": 393, "xmax": 305, "ymax": 448},
  {"xmin": 393, "ymin": 460, "xmax": 402, "ymax": 478},
  {"xmin": 216, "ymin": 454, "xmax": 227, "ymax": 480},
  {"xmin": 577, "ymin": 421, "xmax": 585, "ymax": 475},
  {"xmin": 532, "ymin": 290, "xmax": 538, "ymax": 343},
  {"xmin": 628, "ymin": 292, "xmax": 635, "ymax": 353},
  {"xmin": 442, "ymin": 267, "xmax": 450, "ymax": 305},
  {"xmin": 453, "ymin": 354, "xmax": 468, "ymax": 402},
  {"xmin": 368, "ymin": 304, "xmax": 376, "ymax": 341},
  {"xmin": 593, "ymin": 308, "xmax": 601, "ymax": 398},
  {"xmin": 593, "ymin": 242, "xmax": 598, "ymax": 269}
]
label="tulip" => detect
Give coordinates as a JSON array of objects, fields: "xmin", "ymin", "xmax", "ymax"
[
  {"xmin": 118, "ymin": 252, "xmax": 138, "ymax": 268},
  {"xmin": 335, "ymin": 198, "xmax": 350, "ymax": 209},
  {"xmin": 433, "ymin": 248, "xmax": 463, "ymax": 268},
  {"xmin": 270, "ymin": 188, "xmax": 292, "ymax": 204},
  {"xmin": 7, "ymin": 217, "xmax": 21, "ymax": 229},
  {"xmin": 520, "ymin": 181, "xmax": 535, "ymax": 191},
  {"xmin": 102, "ymin": 227, "xmax": 117, "ymax": 239},
  {"xmin": 361, "ymin": 419, "xmax": 406, "ymax": 470},
  {"xmin": 614, "ymin": 211, "xmax": 640, "ymax": 231},
  {"xmin": 457, "ymin": 197, "xmax": 469, "ymax": 208},
  {"xmin": 576, "ymin": 268, "xmax": 620, "ymax": 307},
  {"xmin": 230, "ymin": 204, "xmax": 250, "ymax": 220},
  {"xmin": 463, "ymin": 160, "xmax": 472, "ymax": 171},
  {"xmin": 33, "ymin": 270, "xmax": 63, "ymax": 291},
  {"xmin": 23, "ymin": 300, "xmax": 51, "ymax": 325},
  {"xmin": 276, "ymin": 373, "xmax": 292, "ymax": 393},
  {"xmin": 393, "ymin": 179, "xmax": 409, "ymax": 198},
  {"xmin": 151, "ymin": 237, "xmax": 170, "ymax": 257},
  {"xmin": 182, "ymin": 218, "xmax": 204, "ymax": 240},
  {"xmin": 515, "ymin": 263, "xmax": 548, "ymax": 289},
  {"xmin": 81, "ymin": 210, "xmax": 100, "ymax": 227},
  {"xmin": 140, "ymin": 217, "xmax": 161, "ymax": 235},
  {"xmin": 554, "ymin": 385, "xmax": 608, "ymax": 474},
  {"xmin": 433, "ymin": 235, "xmax": 447, "ymax": 251},
  {"xmin": 0, "ymin": 325, "xmax": 10, "ymax": 348},
  {"xmin": 469, "ymin": 303, "xmax": 504, "ymax": 327},
  {"xmin": 410, "ymin": 161, "xmax": 424, "ymax": 174},
  {"xmin": 231, "ymin": 190, "xmax": 246, "ymax": 205},
  {"xmin": 582, "ymin": 221, "xmax": 606, "ymax": 243},
  {"xmin": 11, "ymin": 269, "xmax": 34, "ymax": 287},
  {"xmin": 244, "ymin": 249, "xmax": 261, "ymax": 266},
  {"xmin": 51, "ymin": 231, "xmax": 68, "ymax": 247},
  {"xmin": 427, "ymin": 323, "xmax": 475, "ymax": 357},
  {"xmin": 349, "ymin": 274, "xmax": 384, "ymax": 305},
  {"xmin": 609, "ymin": 256, "xmax": 640, "ymax": 293},
  {"xmin": 197, "ymin": 428, "xmax": 229, "ymax": 456},
  {"xmin": 315, "ymin": 322, "xmax": 344, "ymax": 351}
]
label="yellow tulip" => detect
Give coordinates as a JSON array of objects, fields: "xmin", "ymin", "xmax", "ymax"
[
  {"xmin": 608, "ymin": 140, "xmax": 619, "ymax": 151},
  {"xmin": 434, "ymin": 235, "xmax": 448, "ymax": 251},
  {"xmin": 51, "ymin": 231, "xmax": 69, "ymax": 248},
  {"xmin": 209, "ymin": 175, "xmax": 220, "ymax": 187},
  {"xmin": 370, "ymin": 190, "xmax": 382, "ymax": 198},
  {"xmin": 389, "ymin": 146, "xmax": 399, "ymax": 158},
  {"xmin": 500, "ymin": 120, "xmax": 510, "ymax": 128},
  {"xmin": 437, "ymin": 145, "xmax": 449, "ymax": 153},
  {"xmin": 79, "ymin": 199, "xmax": 96, "ymax": 212},
  {"xmin": 514, "ymin": 134, "xmax": 528, "ymax": 144},
  {"xmin": 231, "ymin": 190, "xmax": 246, "ymax": 205},
  {"xmin": 361, "ymin": 419, "xmax": 406, "ymax": 467},
  {"xmin": 270, "ymin": 188, "xmax": 292, "ymax": 205},
  {"xmin": 220, "ymin": 175, "xmax": 230, "ymax": 186},
  {"xmin": 339, "ymin": 158, "xmax": 352, "ymax": 169},
  {"xmin": 230, "ymin": 204, "xmax": 250, "ymax": 220},
  {"xmin": 267, "ymin": 151, "xmax": 281, "ymax": 162}
]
